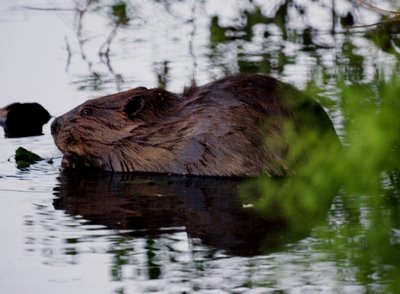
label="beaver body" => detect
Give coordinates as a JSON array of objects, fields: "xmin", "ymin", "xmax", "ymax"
[{"xmin": 51, "ymin": 74, "xmax": 338, "ymax": 177}]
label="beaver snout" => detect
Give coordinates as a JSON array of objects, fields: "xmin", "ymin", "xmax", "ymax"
[{"xmin": 51, "ymin": 117, "xmax": 60, "ymax": 135}]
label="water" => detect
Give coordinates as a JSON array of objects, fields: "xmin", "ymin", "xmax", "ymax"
[{"xmin": 0, "ymin": 0, "xmax": 399, "ymax": 293}]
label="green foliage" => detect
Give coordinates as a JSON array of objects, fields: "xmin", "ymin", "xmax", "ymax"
[
  {"xmin": 15, "ymin": 147, "xmax": 42, "ymax": 169},
  {"xmin": 241, "ymin": 117, "xmax": 343, "ymax": 236},
  {"xmin": 241, "ymin": 75, "xmax": 400, "ymax": 291},
  {"xmin": 328, "ymin": 76, "xmax": 400, "ymax": 292}
]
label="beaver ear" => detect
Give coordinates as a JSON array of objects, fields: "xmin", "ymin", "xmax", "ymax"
[{"xmin": 124, "ymin": 97, "xmax": 145, "ymax": 118}]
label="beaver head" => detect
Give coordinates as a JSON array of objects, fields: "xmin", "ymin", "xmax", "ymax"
[{"xmin": 51, "ymin": 86, "xmax": 187, "ymax": 172}]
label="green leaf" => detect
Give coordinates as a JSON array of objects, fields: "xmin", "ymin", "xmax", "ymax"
[{"xmin": 15, "ymin": 147, "xmax": 42, "ymax": 169}]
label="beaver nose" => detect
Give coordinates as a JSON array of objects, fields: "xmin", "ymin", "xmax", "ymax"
[{"xmin": 51, "ymin": 118, "xmax": 60, "ymax": 135}]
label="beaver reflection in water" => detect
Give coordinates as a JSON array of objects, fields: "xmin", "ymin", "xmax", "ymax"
[{"xmin": 51, "ymin": 74, "xmax": 338, "ymax": 177}]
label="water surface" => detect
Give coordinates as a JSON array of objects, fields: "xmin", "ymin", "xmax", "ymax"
[{"xmin": 0, "ymin": 0, "xmax": 399, "ymax": 293}]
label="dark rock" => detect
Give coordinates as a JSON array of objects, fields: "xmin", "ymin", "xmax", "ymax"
[{"xmin": 0, "ymin": 102, "xmax": 51, "ymax": 138}]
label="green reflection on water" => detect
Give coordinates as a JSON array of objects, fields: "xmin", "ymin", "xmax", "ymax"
[
  {"xmin": 109, "ymin": 237, "xmax": 135, "ymax": 281},
  {"xmin": 112, "ymin": 1, "xmax": 129, "ymax": 26},
  {"xmin": 146, "ymin": 239, "xmax": 162, "ymax": 280}
]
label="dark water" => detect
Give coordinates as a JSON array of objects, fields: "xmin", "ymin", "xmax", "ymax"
[{"xmin": 1, "ymin": 1, "xmax": 399, "ymax": 293}]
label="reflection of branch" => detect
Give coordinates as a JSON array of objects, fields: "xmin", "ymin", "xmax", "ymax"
[
  {"xmin": 98, "ymin": 23, "xmax": 124, "ymax": 91},
  {"xmin": 64, "ymin": 36, "xmax": 72, "ymax": 72},
  {"xmin": 99, "ymin": 24, "xmax": 124, "ymax": 91},
  {"xmin": 188, "ymin": 1, "xmax": 198, "ymax": 86},
  {"xmin": 75, "ymin": 0, "xmax": 95, "ymax": 74},
  {"xmin": 72, "ymin": 0, "xmax": 125, "ymax": 91},
  {"xmin": 345, "ymin": 15, "xmax": 400, "ymax": 29},
  {"xmin": 99, "ymin": 24, "xmax": 119, "ymax": 57},
  {"xmin": 20, "ymin": 1, "xmax": 133, "ymax": 92}
]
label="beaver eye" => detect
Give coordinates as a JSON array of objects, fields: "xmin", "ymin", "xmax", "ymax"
[{"xmin": 81, "ymin": 108, "xmax": 92, "ymax": 117}]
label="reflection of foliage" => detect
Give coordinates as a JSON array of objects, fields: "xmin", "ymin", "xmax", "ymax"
[
  {"xmin": 208, "ymin": 3, "xmax": 291, "ymax": 75},
  {"xmin": 210, "ymin": 16, "xmax": 226, "ymax": 44},
  {"xmin": 242, "ymin": 75, "xmax": 400, "ymax": 291},
  {"xmin": 71, "ymin": 72, "xmax": 105, "ymax": 91},
  {"xmin": 154, "ymin": 61, "xmax": 170, "ymax": 88},
  {"xmin": 22, "ymin": 0, "xmax": 398, "ymax": 92},
  {"xmin": 108, "ymin": 237, "xmax": 135, "ymax": 281},
  {"xmin": 112, "ymin": 1, "xmax": 129, "ymax": 25},
  {"xmin": 146, "ymin": 239, "xmax": 161, "ymax": 280},
  {"xmin": 345, "ymin": 1, "xmax": 400, "ymax": 56},
  {"xmin": 339, "ymin": 40, "xmax": 364, "ymax": 82},
  {"xmin": 367, "ymin": 20, "xmax": 400, "ymax": 55},
  {"xmin": 207, "ymin": 0, "xmax": 399, "ymax": 82}
]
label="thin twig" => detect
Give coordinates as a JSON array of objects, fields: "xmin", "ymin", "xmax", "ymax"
[
  {"xmin": 345, "ymin": 16, "xmax": 400, "ymax": 29},
  {"xmin": 353, "ymin": 0, "xmax": 397, "ymax": 15}
]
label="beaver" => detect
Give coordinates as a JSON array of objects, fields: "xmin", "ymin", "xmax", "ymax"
[
  {"xmin": 0, "ymin": 102, "xmax": 51, "ymax": 138},
  {"xmin": 51, "ymin": 74, "xmax": 339, "ymax": 177}
]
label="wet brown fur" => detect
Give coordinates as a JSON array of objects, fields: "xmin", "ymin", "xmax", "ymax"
[{"xmin": 51, "ymin": 74, "xmax": 338, "ymax": 176}]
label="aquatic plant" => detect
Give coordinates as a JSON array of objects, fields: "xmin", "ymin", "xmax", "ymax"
[{"xmin": 242, "ymin": 74, "xmax": 400, "ymax": 291}]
